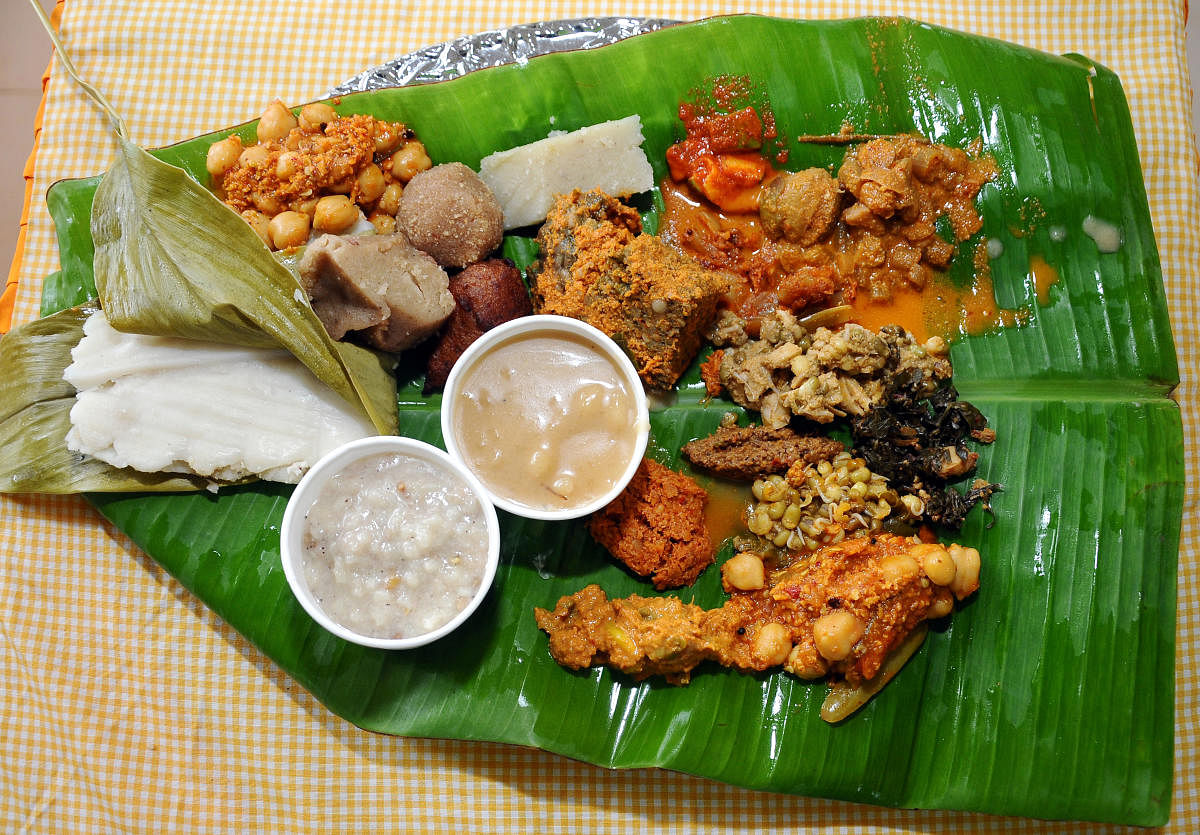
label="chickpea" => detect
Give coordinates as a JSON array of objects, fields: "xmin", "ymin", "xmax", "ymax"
[
  {"xmin": 313, "ymin": 194, "xmax": 359, "ymax": 234},
  {"xmin": 238, "ymin": 144, "xmax": 270, "ymax": 168},
  {"xmin": 355, "ymin": 164, "xmax": 386, "ymax": 204},
  {"xmin": 294, "ymin": 197, "xmax": 319, "ymax": 216},
  {"xmin": 812, "ymin": 610, "xmax": 865, "ymax": 662},
  {"xmin": 328, "ymin": 176, "xmax": 355, "ymax": 195},
  {"xmin": 206, "ymin": 135, "xmax": 243, "ymax": 178},
  {"xmin": 912, "ymin": 543, "xmax": 957, "ymax": 587},
  {"xmin": 298, "ymin": 102, "xmax": 338, "ymax": 132},
  {"xmin": 376, "ymin": 182, "xmax": 403, "ymax": 216},
  {"xmin": 251, "ymin": 190, "xmax": 283, "ymax": 216},
  {"xmin": 240, "ymin": 210, "xmax": 271, "ymax": 245},
  {"xmin": 257, "ymin": 100, "xmax": 298, "ymax": 143},
  {"xmin": 877, "ymin": 554, "xmax": 920, "ymax": 584},
  {"xmin": 785, "ymin": 643, "xmax": 827, "ymax": 679},
  {"xmin": 947, "ymin": 543, "xmax": 981, "ymax": 599},
  {"xmin": 722, "ymin": 553, "xmax": 765, "ymax": 591},
  {"xmin": 368, "ymin": 212, "xmax": 396, "ymax": 234},
  {"xmin": 927, "ymin": 594, "xmax": 954, "ymax": 619},
  {"xmin": 275, "ymin": 151, "xmax": 301, "ymax": 180},
  {"xmin": 752, "ymin": 623, "xmax": 792, "ymax": 666},
  {"xmin": 373, "ymin": 121, "xmax": 403, "ymax": 154},
  {"xmin": 389, "ymin": 141, "xmax": 432, "ymax": 182},
  {"xmin": 268, "ymin": 210, "xmax": 310, "ymax": 250}
]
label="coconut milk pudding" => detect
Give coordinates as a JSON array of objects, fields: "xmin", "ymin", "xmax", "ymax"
[
  {"xmin": 450, "ymin": 330, "xmax": 639, "ymax": 512},
  {"xmin": 301, "ymin": 452, "xmax": 490, "ymax": 639}
]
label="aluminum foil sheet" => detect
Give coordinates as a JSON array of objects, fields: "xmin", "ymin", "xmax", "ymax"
[{"xmin": 327, "ymin": 17, "xmax": 678, "ymax": 95}]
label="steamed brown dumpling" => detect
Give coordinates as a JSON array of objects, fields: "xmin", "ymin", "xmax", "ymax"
[
  {"xmin": 397, "ymin": 162, "xmax": 504, "ymax": 268},
  {"xmin": 298, "ymin": 233, "xmax": 454, "ymax": 352}
]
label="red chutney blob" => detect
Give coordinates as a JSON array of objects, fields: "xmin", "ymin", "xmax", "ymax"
[{"xmin": 664, "ymin": 75, "xmax": 785, "ymax": 214}]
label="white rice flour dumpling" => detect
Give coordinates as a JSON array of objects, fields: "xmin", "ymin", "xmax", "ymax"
[{"xmin": 63, "ymin": 310, "xmax": 375, "ymax": 484}]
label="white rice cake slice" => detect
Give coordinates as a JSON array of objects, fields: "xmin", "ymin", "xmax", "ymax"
[
  {"xmin": 63, "ymin": 310, "xmax": 375, "ymax": 484},
  {"xmin": 478, "ymin": 115, "xmax": 655, "ymax": 230}
]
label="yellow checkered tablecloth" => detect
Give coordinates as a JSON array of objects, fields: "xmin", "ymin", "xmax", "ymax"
[{"xmin": 1, "ymin": 0, "xmax": 1196, "ymax": 831}]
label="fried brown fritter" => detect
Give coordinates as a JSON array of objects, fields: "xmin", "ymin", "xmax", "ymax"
[
  {"xmin": 423, "ymin": 258, "xmax": 532, "ymax": 392},
  {"xmin": 534, "ymin": 533, "xmax": 980, "ymax": 685}
]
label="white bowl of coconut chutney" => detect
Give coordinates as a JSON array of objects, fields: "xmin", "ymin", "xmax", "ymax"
[{"xmin": 280, "ymin": 435, "xmax": 500, "ymax": 650}]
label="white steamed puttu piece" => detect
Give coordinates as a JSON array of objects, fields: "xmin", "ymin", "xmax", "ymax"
[{"xmin": 63, "ymin": 310, "xmax": 376, "ymax": 484}]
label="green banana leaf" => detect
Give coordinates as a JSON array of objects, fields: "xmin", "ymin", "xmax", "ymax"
[{"xmin": 33, "ymin": 16, "xmax": 1180, "ymax": 825}]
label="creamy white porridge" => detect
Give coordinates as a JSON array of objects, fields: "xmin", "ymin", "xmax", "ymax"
[{"xmin": 301, "ymin": 452, "xmax": 490, "ymax": 639}]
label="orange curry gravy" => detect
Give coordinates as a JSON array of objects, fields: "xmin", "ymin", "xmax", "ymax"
[{"xmin": 660, "ymin": 87, "xmax": 1035, "ymax": 342}]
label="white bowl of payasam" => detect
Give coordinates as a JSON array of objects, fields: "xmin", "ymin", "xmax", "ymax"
[
  {"xmin": 280, "ymin": 435, "xmax": 501, "ymax": 650},
  {"xmin": 441, "ymin": 314, "xmax": 650, "ymax": 521}
]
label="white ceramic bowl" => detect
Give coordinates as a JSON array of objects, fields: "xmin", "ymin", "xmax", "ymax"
[
  {"xmin": 280, "ymin": 435, "xmax": 500, "ymax": 650},
  {"xmin": 440, "ymin": 314, "xmax": 650, "ymax": 521}
]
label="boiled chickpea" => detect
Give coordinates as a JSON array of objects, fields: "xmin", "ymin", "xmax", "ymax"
[
  {"xmin": 947, "ymin": 543, "xmax": 981, "ymax": 599},
  {"xmin": 206, "ymin": 135, "xmax": 243, "ymax": 178},
  {"xmin": 268, "ymin": 210, "xmax": 310, "ymax": 250},
  {"xmin": 298, "ymin": 102, "xmax": 338, "ymax": 132},
  {"xmin": 722, "ymin": 553, "xmax": 765, "ymax": 591},
  {"xmin": 368, "ymin": 212, "xmax": 397, "ymax": 234},
  {"xmin": 927, "ymin": 594, "xmax": 954, "ymax": 619},
  {"xmin": 295, "ymin": 197, "xmax": 319, "ymax": 216},
  {"xmin": 257, "ymin": 100, "xmax": 297, "ymax": 143},
  {"xmin": 877, "ymin": 554, "xmax": 920, "ymax": 584},
  {"xmin": 813, "ymin": 610, "xmax": 865, "ymax": 662},
  {"xmin": 912, "ymin": 543, "xmax": 957, "ymax": 587},
  {"xmin": 389, "ymin": 141, "xmax": 432, "ymax": 182},
  {"xmin": 328, "ymin": 176, "xmax": 355, "ymax": 195},
  {"xmin": 238, "ymin": 143, "xmax": 270, "ymax": 168},
  {"xmin": 240, "ymin": 210, "xmax": 271, "ymax": 245},
  {"xmin": 376, "ymin": 182, "xmax": 403, "ymax": 216},
  {"xmin": 251, "ymin": 190, "xmax": 283, "ymax": 216},
  {"xmin": 355, "ymin": 164, "xmax": 386, "ymax": 204},
  {"xmin": 785, "ymin": 643, "xmax": 827, "ymax": 679},
  {"xmin": 373, "ymin": 121, "xmax": 403, "ymax": 153},
  {"xmin": 752, "ymin": 623, "xmax": 792, "ymax": 666},
  {"xmin": 313, "ymin": 195, "xmax": 358, "ymax": 233},
  {"xmin": 275, "ymin": 151, "xmax": 301, "ymax": 180}
]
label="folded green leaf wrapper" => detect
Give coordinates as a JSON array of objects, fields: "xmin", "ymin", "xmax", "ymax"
[{"xmin": 0, "ymin": 140, "xmax": 400, "ymax": 493}]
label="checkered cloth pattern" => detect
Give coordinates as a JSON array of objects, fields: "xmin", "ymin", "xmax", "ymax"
[{"xmin": 2, "ymin": 0, "xmax": 1196, "ymax": 831}]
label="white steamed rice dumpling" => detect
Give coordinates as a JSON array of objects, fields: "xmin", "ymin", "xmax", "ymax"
[{"xmin": 63, "ymin": 310, "xmax": 375, "ymax": 484}]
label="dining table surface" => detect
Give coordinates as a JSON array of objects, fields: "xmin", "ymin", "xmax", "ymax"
[{"xmin": 1, "ymin": 0, "xmax": 1197, "ymax": 832}]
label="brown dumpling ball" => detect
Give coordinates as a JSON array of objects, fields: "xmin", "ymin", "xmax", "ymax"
[
  {"xmin": 397, "ymin": 162, "xmax": 504, "ymax": 268},
  {"xmin": 758, "ymin": 167, "xmax": 842, "ymax": 247}
]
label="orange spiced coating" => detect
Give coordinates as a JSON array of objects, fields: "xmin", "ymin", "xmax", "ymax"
[{"xmin": 588, "ymin": 458, "xmax": 714, "ymax": 590}]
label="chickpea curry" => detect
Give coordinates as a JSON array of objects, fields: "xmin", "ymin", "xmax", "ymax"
[
  {"xmin": 534, "ymin": 534, "xmax": 980, "ymax": 686},
  {"xmin": 208, "ymin": 100, "xmax": 433, "ymax": 251}
]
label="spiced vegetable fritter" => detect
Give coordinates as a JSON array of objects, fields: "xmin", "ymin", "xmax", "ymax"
[{"xmin": 534, "ymin": 533, "xmax": 980, "ymax": 686}]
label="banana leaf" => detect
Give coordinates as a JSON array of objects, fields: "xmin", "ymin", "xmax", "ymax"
[{"xmin": 32, "ymin": 16, "xmax": 1181, "ymax": 825}]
